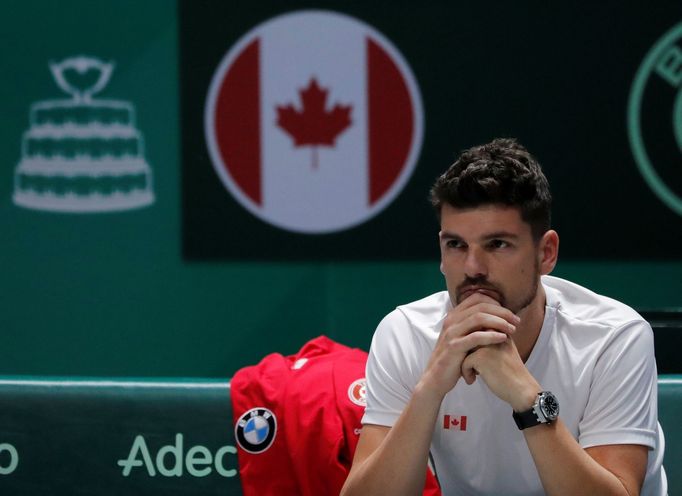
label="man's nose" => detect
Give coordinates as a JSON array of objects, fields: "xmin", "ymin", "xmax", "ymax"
[{"xmin": 464, "ymin": 246, "xmax": 488, "ymax": 279}]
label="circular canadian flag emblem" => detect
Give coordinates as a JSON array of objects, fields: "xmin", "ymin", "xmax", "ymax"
[{"xmin": 205, "ymin": 10, "xmax": 424, "ymax": 234}]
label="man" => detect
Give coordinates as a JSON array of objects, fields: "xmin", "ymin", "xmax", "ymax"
[{"xmin": 341, "ymin": 138, "xmax": 666, "ymax": 495}]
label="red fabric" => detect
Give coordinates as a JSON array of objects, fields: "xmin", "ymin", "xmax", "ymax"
[{"xmin": 231, "ymin": 335, "xmax": 441, "ymax": 496}]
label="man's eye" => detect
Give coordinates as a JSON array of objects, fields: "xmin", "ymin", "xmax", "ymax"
[
  {"xmin": 489, "ymin": 239, "xmax": 509, "ymax": 249},
  {"xmin": 446, "ymin": 240, "xmax": 464, "ymax": 249}
]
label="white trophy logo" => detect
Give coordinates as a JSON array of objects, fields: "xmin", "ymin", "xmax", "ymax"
[{"xmin": 12, "ymin": 55, "xmax": 154, "ymax": 213}]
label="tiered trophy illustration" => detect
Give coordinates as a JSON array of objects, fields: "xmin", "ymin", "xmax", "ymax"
[{"xmin": 12, "ymin": 56, "xmax": 154, "ymax": 213}]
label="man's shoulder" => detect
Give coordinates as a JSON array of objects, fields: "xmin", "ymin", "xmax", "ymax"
[
  {"xmin": 376, "ymin": 291, "xmax": 449, "ymax": 337},
  {"xmin": 542, "ymin": 275, "xmax": 645, "ymax": 329},
  {"xmin": 394, "ymin": 290, "xmax": 451, "ymax": 324}
]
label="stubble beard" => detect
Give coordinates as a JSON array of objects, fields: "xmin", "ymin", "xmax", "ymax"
[
  {"xmin": 455, "ymin": 262, "xmax": 541, "ymax": 314},
  {"xmin": 508, "ymin": 258, "xmax": 542, "ymax": 314},
  {"xmin": 509, "ymin": 275, "xmax": 539, "ymax": 314}
]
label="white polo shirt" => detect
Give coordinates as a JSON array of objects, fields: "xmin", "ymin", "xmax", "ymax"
[{"xmin": 363, "ymin": 275, "xmax": 666, "ymax": 495}]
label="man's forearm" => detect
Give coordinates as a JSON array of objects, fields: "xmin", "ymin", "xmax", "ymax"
[
  {"xmin": 341, "ymin": 383, "xmax": 442, "ymax": 496},
  {"xmin": 463, "ymin": 335, "xmax": 644, "ymax": 495},
  {"xmin": 525, "ymin": 419, "xmax": 638, "ymax": 496}
]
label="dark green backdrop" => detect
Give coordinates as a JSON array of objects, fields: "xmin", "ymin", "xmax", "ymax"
[{"xmin": 1, "ymin": 0, "xmax": 681, "ymax": 377}]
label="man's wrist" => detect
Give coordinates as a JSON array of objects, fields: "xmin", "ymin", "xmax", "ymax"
[
  {"xmin": 511, "ymin": 384, "xmax": 542, "ymax": 413},
  {"xmin": 414, "ymin": 377, "xmax": 450, "ymax": 404}
]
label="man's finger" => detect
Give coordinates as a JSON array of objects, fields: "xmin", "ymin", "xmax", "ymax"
[
  {"xmin": 461, "ymin": 352, "xmax": 479, "ymax": 384},
  {"xmin": 443, "ymin": 298, "xmax": 521, "ymax": 333},
  {"xmin": 457, "ymin": 303, "xmax": 521, "ymax": 327},
  {"xmin": 454, "ymin": 291, "xmax": 499, "ymax": 310},
  {"xmin": 443, "ymin": 307, "xmax": 518, "ymax": 337},
  {"xmin": 461, "ymin": 313, "xmax": 517, "ymax": 336},
  {"xmin": 456, "ymin": 329, "xmax": 508, "ymax": 351}
]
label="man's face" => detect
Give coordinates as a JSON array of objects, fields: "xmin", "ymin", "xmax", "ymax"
[{"xmin": 438, "ymin": 203, "xmax": 542, "ymax": 314}]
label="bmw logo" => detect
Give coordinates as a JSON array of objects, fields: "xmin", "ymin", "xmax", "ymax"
[{"xmin": 235, "ymin": 407, "xmax": 277, "ymax": 454}]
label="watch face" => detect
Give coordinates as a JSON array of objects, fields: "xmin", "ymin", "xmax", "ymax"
[{"xmin": 540, "ymin": 392, "xmax": 560, "ymax": 420}]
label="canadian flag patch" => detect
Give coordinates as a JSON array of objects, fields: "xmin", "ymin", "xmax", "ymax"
[{"xmin": 443, "ymin": 415, "xmax": 467, "ymax": 431}]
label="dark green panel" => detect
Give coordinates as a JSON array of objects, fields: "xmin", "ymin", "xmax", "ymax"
[
  {"xmin": 0, "ymin": 0, "xmax": 680, "ymax": 377},
  {"xmin": 0, "ymin": 378, "xmax": 241, "ymax": 495}
]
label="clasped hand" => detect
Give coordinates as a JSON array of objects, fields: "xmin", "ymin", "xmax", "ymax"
[{"xmin": 421, "ymin": 292, "xmax": 538, "ymax": 410}]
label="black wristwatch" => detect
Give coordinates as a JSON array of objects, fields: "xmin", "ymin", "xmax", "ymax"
[{"xmin": 513, "ymin": 391, "xmax": 560, "ymax": 430}]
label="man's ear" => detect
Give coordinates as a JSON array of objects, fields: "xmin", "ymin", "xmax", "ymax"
[{"xmin": 539, "ymin": 230, "xmax": 559, "ymax": 275}]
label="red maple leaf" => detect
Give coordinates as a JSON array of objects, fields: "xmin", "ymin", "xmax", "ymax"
[{"xmin": 276, "ymin": 78, "xmax": 352, "ymax": 168}]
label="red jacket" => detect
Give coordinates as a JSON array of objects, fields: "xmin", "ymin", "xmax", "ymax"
[{"xmin": 231, "ymin": 335, "xmax": 441, "ymax": 496}]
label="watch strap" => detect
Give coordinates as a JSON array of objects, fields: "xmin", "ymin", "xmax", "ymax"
[{"xmin": 513, "ymin": 407, "xmax": 542, "ymax": 430}]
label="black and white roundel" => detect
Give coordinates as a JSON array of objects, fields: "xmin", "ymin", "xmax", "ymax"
[{"xmin": 235, "ymin": 407, "xmax": 277, "ymax": 454}]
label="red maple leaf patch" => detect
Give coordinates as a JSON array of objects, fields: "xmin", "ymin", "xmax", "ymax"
[{"xmin": 276, "ymin": 77, "xmax": 352, "ymax": 168}]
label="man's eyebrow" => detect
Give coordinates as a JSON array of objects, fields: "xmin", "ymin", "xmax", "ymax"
[
  {"xmin": 439, "ymin": 231, "xmax": 519, "ymax": 240},
  {"xmin": 439, "ymin": 231, "xmax": 520, "ymax": 242}
]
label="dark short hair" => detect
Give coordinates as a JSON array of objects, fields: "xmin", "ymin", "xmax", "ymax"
[{"xmin": 429, "ymin": 138, "xmax": 552, "ymax": 239}]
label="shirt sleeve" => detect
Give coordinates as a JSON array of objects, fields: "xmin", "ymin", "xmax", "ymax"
[
  {"xmin": 578, "ymin": 319, "xmax": 659, "ymax": 450},
  {"xmin": 362, "ymin": 309, "xmax": 424, "ymax": 427}
]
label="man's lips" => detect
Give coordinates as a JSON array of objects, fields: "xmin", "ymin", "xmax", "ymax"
[{"xmin": 458, "ymin": 287, "xmax": 500, "ymax": 301}]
